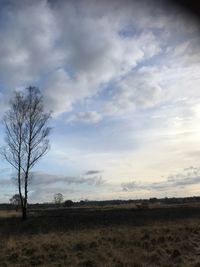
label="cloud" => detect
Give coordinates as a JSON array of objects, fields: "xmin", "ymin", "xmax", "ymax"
[
  {"xmin": 30, "ymin": 171, "xmax": 105, "ymax": 187},
  {"xmin": 84, "ymin": 170, "xmax": 102, "ymax": 175},
  {"xmin": 26, "ymin": 171, "xmax": 106, "ymax": 202},
  {"xmin": 0, "ymin": 0, "xmax": 61, "ymax": 88},
  {"xmin": 0, "ymin": 0, "xmax": 163, "ymax": 116},
  {"xmin": 0, "ymin": 0, "xmax": 199, "ymax": 119},
  {"xmin": 103, "ymin": 70, "xmax": 163, "ymax": 114},
  {"xmin": 122, "ymin": 166, "xmax": 200, "ymax": 192},
  {"xmin": 68, "ymin": 111, "xmax": 102, "ymax": 124},
  {"xmin": 29, "ymin": 186, "xmax": 77, "ymax": 203},
  {"xmin": 169, "ymin": 37, "xmax": 200, "ymax": 67},
  {"xmin": 43, "ymin": 30, "xmax": 161, "ymax": 115}
]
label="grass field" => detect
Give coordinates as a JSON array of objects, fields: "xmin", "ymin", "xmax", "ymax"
[{"xmin": 1, "ymin": 205, "xmax": 200, "ymax": 266}]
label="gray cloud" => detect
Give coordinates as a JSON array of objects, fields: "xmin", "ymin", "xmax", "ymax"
[
  {"xmin": 0, "ymin": 171, "xmax": 106, "ymax": 202},
  {"xmin": 30, "ymin": 171, "xmax": 105, "ymax": 187},
  {"xmin": 0, "ymin": 169, "xmax": 106, "ymax": 196},
  {"xmin": 27, "ymin": 171, "xmax": 106, "ymax": 202},
  {"xmin": 29, "ymin": 186, "xmax": 77, "ymax": 203},
  {"xmin": 84, "ymin": 170, "xmax": 102, "ymax": 175},
  {"xmin": 122, "ymin": 166, "xmax": 200, "ymax": 192}
]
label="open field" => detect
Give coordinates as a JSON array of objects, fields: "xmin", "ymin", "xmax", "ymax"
[{"xmin": 1, "ymin": 205, "xmax": 200, "ymax": 266}]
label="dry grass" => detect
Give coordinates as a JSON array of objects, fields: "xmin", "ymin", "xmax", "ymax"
[
  {"xmin": 0, "ymin": 210, "xmax": 21, "ymax": 218},
  {"xmin": 0, "ymin": 206, "xmax": 200, "ymax": 266}
]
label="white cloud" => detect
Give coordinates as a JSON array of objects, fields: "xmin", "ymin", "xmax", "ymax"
[
  {"xmin": 104, "ymin": 70, "xmax": 163, "ymax": 115},
  {"xmin": 0, "ymin": 0, "xmax": 61, "ymax": 88},
  {"xmin": 69, "ymin": 111, "xmax": 102, "ymax": 124},
  {"xmin": 43, "ymin": 29, "xmax": 161, "ymax": 115}
]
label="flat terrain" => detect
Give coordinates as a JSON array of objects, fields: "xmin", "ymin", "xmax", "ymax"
[{"xmin": 1, "ymin": 205, "xmax": 200, "ymax": 266}]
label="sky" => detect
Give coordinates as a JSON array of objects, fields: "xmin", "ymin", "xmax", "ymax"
[{"xmin": 0, "ymin": 0, "xmax": 200, "ymax": 202}]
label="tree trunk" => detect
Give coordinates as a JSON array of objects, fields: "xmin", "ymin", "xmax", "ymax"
[{"xmin": 22, "ymin": 206, "xmax": 27, "ymax": 221}]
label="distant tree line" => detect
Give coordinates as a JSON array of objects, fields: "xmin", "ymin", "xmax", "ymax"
[{"xmin": 6, "ymin": 195, "xmax": 200, "ymax": 211}]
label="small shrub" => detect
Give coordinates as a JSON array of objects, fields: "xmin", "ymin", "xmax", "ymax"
[{"xmin": 64, "ymin": 200, "xmax": 74, "ymax": 207}]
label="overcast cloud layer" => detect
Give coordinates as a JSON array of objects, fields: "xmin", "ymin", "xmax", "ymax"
[{"xmin": 0, "ymin": 0, "xmax": 200, "ymax": 202}]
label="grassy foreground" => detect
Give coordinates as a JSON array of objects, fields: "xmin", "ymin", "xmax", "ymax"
[{"xmin": 1, "ymin": 206, "xmax": 200, "ymax": 266}]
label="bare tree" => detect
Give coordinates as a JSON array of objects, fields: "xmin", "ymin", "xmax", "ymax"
[
  {"xmin": 9, "ymin": 194, "xmax": 22, "ymax": 211},
  {"xmin": 10, "ymin": 194, "xmax": 21, "ymax": 205},
  {"xmin": 1, "ymin": 86, "xmax": 51, "ymax": 220},
  {"xmin": 54, "ymin": 193, "xmax": 64, "ymax": 206}
]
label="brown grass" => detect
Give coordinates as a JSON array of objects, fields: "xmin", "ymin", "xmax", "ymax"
[
  {"xmin": 0, "ymin": 206, "xmax": 200, "ymax": 266},
  {"xmin": 0, "ymin": 210, "xmax": 21, "ymax": 218}
]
